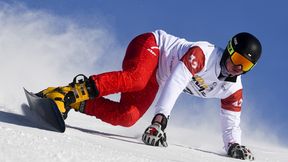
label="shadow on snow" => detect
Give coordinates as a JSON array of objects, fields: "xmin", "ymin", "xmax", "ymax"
[{"xmin": 67, "ymin": 124, "xmax": 144, "ymax": 145}]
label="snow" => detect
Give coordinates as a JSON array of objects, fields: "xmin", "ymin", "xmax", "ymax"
[
  {"xmin": 0, "ymin": 104, "xmax": 287, "ymax": 162},
  {"xmin": 0, "ymin": 3, "xmax": 288, "ymax": 162}
]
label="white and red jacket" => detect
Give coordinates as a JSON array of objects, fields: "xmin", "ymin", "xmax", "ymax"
[{"xmin": 153, "ymin": 30, "xmax": 243, "ymax": 151}]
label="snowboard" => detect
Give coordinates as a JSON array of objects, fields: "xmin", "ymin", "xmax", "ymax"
[{"xmin": 23, "ymin": 88, "xmax": 66, "ymax": 132}]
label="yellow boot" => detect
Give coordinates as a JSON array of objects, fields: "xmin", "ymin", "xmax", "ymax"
[
  {"xmin": 38, "ymin": 86, "xmax": 74, "ymax": 114},
  {"xmin": 37, "ymin": 74, "xmax": 98, "ymax": 118}
]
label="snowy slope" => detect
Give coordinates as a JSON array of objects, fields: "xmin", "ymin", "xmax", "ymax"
[{"xmin": 0, "ymin": 104, "xmax": 288, "ymax": 162}]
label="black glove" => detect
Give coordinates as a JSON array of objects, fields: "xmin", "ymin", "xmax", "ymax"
[
  {"xmin": 228, "ymin": 143, "xmax": 255, "ymax": 161},
  {"xmin": 142, "ymin": 114, "xmax": 168, "ymax": 147}
]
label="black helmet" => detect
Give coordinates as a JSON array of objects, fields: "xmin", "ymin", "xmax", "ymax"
[
  {"xmin": 221, "ymin": 32, "xmax": 262, "ymax": 74},
  {"xmin": 228, "ymin": 32, "xmax": 262, "ymax": 65}
]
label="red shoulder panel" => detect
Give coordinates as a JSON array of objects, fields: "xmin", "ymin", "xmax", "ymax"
[{"xmin": 180, "ymin": 46, "xmax": 205, "ymax": 75}]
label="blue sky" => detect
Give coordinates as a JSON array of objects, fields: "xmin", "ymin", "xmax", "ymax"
[{"xmin": 3, "ymin": 0, "xmax": 288, "ymax": 145}]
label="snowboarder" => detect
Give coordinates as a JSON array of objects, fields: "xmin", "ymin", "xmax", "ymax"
[{"xmin": 38, "ymin": 30, "xmax": 261, "ymax": 161}]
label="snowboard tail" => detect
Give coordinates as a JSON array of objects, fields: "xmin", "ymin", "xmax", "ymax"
[{"xmin": 24, "ymin": 88, "xmax": 66, "ymax": 132}]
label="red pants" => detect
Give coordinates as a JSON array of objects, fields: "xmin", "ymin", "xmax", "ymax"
[{"xmin": 84, "ymin": 33, "xmax": 160, "ymax": 127}]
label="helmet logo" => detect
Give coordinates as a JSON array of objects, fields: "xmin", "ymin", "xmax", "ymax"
[
  {"xmin": 227, "ymin": 40, "xmax": 234, "ymax": 55},
  {"xmin": 233, "ymin": 37, "xmax": 238, "ymax": 45}
]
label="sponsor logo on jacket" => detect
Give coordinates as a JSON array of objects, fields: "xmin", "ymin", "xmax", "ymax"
[{"xmin": 184, "ymin": 75, "xmax": 217, "ymax": 97}]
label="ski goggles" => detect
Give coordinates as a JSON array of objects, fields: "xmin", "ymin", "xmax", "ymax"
[{"xmin": 227, "ymin": 41, "xmax": 255, "ymax": 72}]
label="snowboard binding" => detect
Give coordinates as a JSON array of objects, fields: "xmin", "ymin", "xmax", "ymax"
[{"xmin": 36, "ymin": 74, "xmax": 91, "ymax": 119}]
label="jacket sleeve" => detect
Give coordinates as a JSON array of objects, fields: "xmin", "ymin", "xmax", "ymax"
[
  {"xmin": 154, "ymin": 47, "xmax": 205, "ymax": 117},
  {"xmin": 220, "ymin": 89, "xmax": 243, "ymax": 151}
]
